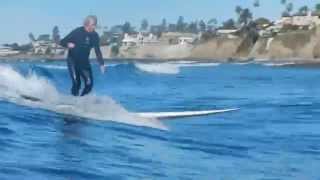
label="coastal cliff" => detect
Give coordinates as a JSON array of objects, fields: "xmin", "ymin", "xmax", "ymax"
[
  {"xmin": 5, "ymin": 28, "xmax": 320, "ymax": 63},
  {"xmin": 96, "ymin": 28, "xmax": 320, "ymax": 63},
  {"xmin": 250, "ymin": 28, "xmax": 320, "ymax": 61},
  {"xmin": 189, "ymin": 38, "xmax": 244, "ymax": 60}
]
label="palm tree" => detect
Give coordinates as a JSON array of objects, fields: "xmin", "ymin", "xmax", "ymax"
[
  {"xmin": 122, "ymin": 22, "xmax": 133, "ymax": 34},
  {"xmin": 28, "ymin": 33, "xmax": 36, "ymax": 42},
  {"xmin": 207, "ymin": 18, "xmax": 218, "ymax": 31},
  {"xmin": 176, "ymin": 16, "xmax": 185, "ymax": 32},
  {"xmin": 199, "ymin": 20, "xmax": 207, "ymax": 32},
  {"xmin": 253, "ymin": 0, "xmax": 260, "ymax": 8},
  {"xmin": 222, "ymin": 19, "xmax": 236, "ymax": 29},
  {"xmin": 298, "ymin": 5, "xmax": 309, "ymax": 15},
  {"xmin": 239, "ymin": 8, "xmax": 253, "ymax": 25},
  {"xmin": 235, "ymin": 6, "xmax": 243, "ymax": 15},
  {"xmin": 286, "ymin": 3, "xmax": 293, "ymax": 13},
  {"xmin": 281, "ymin": 0, "xmax": 287, "ymax": 5},
  {"xmin": 316, "ymin": 3, "xmax": 320, "ymax": 13},
  {"xmin": 161, "ymin": 18, "xmax": 167, "ymax": 32},
  {"xmin": 140, "ymin": 19, "xmax": 149, "ymax": 31}
]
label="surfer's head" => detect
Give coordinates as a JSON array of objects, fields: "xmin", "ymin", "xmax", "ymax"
[{"xmin": 84, "ymin": 15, "xmax": 98, "ymax": 33}]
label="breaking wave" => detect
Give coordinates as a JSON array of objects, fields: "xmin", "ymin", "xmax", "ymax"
[
  {"xmin": 134, "ymin": 62, "xmax": 220, "ymax": 74},
  {"xmin": 0, "ymin": 65, "xmax": 167, "ymax": 130}
]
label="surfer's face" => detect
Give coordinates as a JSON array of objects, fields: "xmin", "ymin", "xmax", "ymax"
[{"xmin": 84, "ymin": 20, "xmax": 96, "ymax": 33}]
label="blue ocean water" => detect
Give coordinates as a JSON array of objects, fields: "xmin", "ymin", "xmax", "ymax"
[{"xmin": 0, "ymin": 60, "xmax": 319, "ymax": 180}]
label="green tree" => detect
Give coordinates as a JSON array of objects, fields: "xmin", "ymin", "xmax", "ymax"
[
  {"xmin": 45, "ymin": 47, "xmax": 52, "ymax": 55},
  {"xmin": 281, "ymin": 0, "xmax": 286, "ymax": 5},
  {"xmin": 29, "ymin": 33, "xmax": 36, "ymax": 42},
  {"xmin": 222, "ymin": 19, "xmax": 236, "ymax": 29},
  {"xmin": 199, "ymin": 20, "xmax": 207, "ymax": 32},
  {"xmin": 286, "ymin": 3, "xmax": 294, "ymax": 13},
  {"xmin": 122, "ymin": 22, "xmax": 133, "ymax": 34},
  {"xmin": 282, "ymin": 11, "xmax": 290, "ymax": 17},
  {"xmin": 186, "ymin": 21, "xmax": 198, "ymax": 33},
  {"xmin": 253, "ymin": 0, "xmax": 260, "ymax": 8},
  {"xmin": 316, "ymin": 4, "xmax": 320, "ymax": 12},
  {"xmin": 161, "ymin": 18, "xmax": 167, "ymax": 32},
  {"xmin": 207, "ymin": 18, "xmax": 218, "ymax": 31},
  {"xmin": 100, "ymin": 31, "xmax": 110, "ymax": 46},
  {"xmin": 37, "ymin": 34, "xmax": 50, "ymax": 41},
  {"xmin": 239, "ymin": 8, "xmax": 253, "ymax": 25},
  {"xmin": 298, "ymin": 5, "xmax": 309, "ymax": 15},
  {"xmin": 176, "ymin": 16, "xmax": 185, "ymax": 32},
  {"xmin": 168, "ymin": 24, "xmax": 177, "ymax": 32},
  {"xmin": 140, "ymin": 19, "xmax": 149, "ymax": 31},
  {"xmin": 235, "ymin": 6, "xmax": 243, "ymax": 15},
  {"xmin": 111, "ymin": 45, "xmax": 119, "ymax": 57},
  {"xmin": 255, "ymin": 17, "xmax": 271, "ymax": 25},
  {"xmin": 52, "ymin": 26, "xmax": 60, "ymax": 44}
]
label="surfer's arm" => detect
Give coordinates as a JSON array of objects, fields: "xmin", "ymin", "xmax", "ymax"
[
  {"xmin": 93, "ymin": 34, "xmax": 104, "ymax": 66},
  {"xmin": 60, "ymin": 28, "xmax": 78, "ymax": 48}
]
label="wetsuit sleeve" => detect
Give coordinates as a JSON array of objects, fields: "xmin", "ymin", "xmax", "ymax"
[
  {"xmin": 60, "ymin": 28, "xmax": 77, "ymax": 48},
  {"xmin": 93, "ymin": 34, "xmax": 104, "ymax": 65}
]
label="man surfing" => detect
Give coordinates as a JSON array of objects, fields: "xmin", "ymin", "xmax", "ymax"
[{"xmin": 60, "ymin": 15, "xmax": 106, "ymax": 96}]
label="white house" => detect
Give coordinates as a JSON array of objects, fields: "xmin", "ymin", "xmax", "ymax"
[
  {"xmin": 0, "ymin": 46, "xmax": 20, "ymax": 56},
  {"xmin": 31, "ymin": 40, "xmax": 52, "ymax": 54},
  {"xmin": 31, "ymin": 40, "xmax": 64, "ymax": 55},
  {"xmin": 122, "ymin": 32, "xmax": 159, "ymax": 46},
  {"xmin": 160, "ymin": 32, "xmax": 198, "ymax": 45},
  {"xmin": 217, "ymin": 29, "xmax": 239, "ymax": 39},
  {"xmin": 178, "ymin": 37, "xmax": 195, "ymax": 45},
  {"xmin": 277, "ymin": 11, "xmax": 320, "ymax": 27}
]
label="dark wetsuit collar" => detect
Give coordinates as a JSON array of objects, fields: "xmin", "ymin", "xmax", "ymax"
[{"xmin": 80, "ymin": 26, "xmax": 95, "ymax": 34}]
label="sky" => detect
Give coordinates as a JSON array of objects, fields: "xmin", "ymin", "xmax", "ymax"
[{"xmin": 0, "ymin": 0, "xmax": 319, "ymax": 44}]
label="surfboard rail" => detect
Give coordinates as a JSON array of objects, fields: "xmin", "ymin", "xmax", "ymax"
[{"xmin": 137, "ymin": 108, "xmax": 239, "ymax": 119}]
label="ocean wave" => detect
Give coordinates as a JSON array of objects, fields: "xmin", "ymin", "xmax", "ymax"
[
  {"xmin": 0, "ymin": 65, "xmax": 167, "ymax": 130},
  {"xmin": 134, "ymin": 62, "xmax": 220, "ymax": 74},
  {"xmin": 37, "ymin": 63, "xmax": 121, "ymax": 70},
  {"xmin": 262, "ymin": 62, "xmax": 296, "ymax": 67},
  {"xmin": 134, "ymin": 63, "xmax": 180, "ymax": 74},
  {"xmin": 37, "ymin": 65, "xmax": 68, "ymax": 70}
]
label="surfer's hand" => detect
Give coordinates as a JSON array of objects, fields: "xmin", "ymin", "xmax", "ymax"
[
  {"xmin": 67, "ymin": 43, "xmax": 75, "ymax": 49},
  {"xmin": 100, "ymin": 65, "xmax": 106, "ymax": 74}
]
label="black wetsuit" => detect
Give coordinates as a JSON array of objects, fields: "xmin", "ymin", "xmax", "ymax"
[{"xmin": 60, "ymin": 27, "xmax": 104, "ymax": 96}]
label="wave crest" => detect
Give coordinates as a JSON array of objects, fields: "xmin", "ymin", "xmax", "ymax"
[{"xmin": 0, "ymin": 65, "xmax": 167, "ymax": 130}]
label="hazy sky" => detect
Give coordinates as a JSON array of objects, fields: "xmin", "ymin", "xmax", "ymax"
[{"xmin": 0, "ymin": 0, "xmax": 319, "ymax": 44}]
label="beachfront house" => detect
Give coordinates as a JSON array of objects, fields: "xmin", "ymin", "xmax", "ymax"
[
  {"xmin": 0, "ymin": 45, "xmax": 20, "ymax": 56},
  {"xmin": 122, "ymin": 32, "xmax": 159, "ymax": 46},
  {"xmin": 160, "ymin": 32, "xmax": 198, "ymax": 45},
  {"xmin": 32, "ymin": 40, "xmax": 52, "ymax": 54},
  {"xmin": 277, "ymin": 11, "xmax": 320, "ymax": 29},
  {"xmin": 30, "ymin": 34, "xmax": 65, "ymax": 55},
  {"xmin": 216, "ymin": 29, "xmax": 239, "ymax": 39},
  {"xmin": 178, "ymin": 37, "xmax": 195, "ymax": 45}
]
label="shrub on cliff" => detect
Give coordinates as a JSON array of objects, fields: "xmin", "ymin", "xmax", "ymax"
[{"xmin": 111, "ymin": 45, "xmax": 120, "ymax": 57}]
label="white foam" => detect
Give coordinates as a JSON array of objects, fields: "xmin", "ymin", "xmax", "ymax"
[
  {"xmin": 180, "ymin": 62, "xmax": 220, "ymax": 67},
  {"xmin": 38, "ymin": 65, "xmax": 68, "ymax": 70},
  {"xmin": 262, "ymin": 62, "xmax": 296, "ymax": 67},
  {"xmin": 138, "ymin": 109, "xmax": 239, "ymax": 119},
  {"xmin": 233, "ymin": 62, "xmax": 252, "ymax": 65},
  {"xmin": 0, "ymin": 65, "xmax": 167, "ymax": 130},
  {"xmin": 135, "ymin": 63, "xmax": 180, "ymax": 74},
  {"xmin": 38, "ymin": 63, "xmax": 121, "ymax": 70},
  {"xmin": 135, "ymin": 62, "xmax": 220, "ymax": 74}
]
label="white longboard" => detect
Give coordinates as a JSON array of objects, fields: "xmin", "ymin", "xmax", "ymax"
[
  {"xmin": 137, "ymin": 108, "xmax": 239, "ymax": 119},
  {"xmin": 20, "ymin": 94, "xmax": 238, "ymax": 120}
]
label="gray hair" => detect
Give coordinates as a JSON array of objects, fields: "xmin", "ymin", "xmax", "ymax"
[{"xmin": 84, "ymin": 15, "xmax": 98, "ymax": 26}]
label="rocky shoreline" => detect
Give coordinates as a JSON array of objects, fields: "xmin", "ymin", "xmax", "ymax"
[{"xmin": 2, "ymin": 28, "xmax": 320, "ymax": 66}]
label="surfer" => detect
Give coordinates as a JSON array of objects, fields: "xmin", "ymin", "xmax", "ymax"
[{"xmin": 60, "ymin": 15, "xmax": 106, "ymax": 96}]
